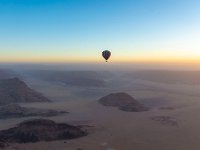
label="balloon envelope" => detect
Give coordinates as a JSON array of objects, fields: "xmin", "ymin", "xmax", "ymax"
[{"xmin": 102, "ymin": 50, "xmax": 111, "ymax": 62}]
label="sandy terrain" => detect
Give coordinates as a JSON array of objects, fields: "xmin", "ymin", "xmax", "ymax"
[{"xmin": 0, "ymin": 70, "xmax": 200, "ymax": 150}]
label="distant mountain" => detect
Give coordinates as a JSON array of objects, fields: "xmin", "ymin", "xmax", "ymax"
[
  {"xmin": 0, "ymin": 119, "xmax": 87, "ymax": 143},
  {"xmin": 0, "ymin": 78, "xmax": 50, "ymax": 105},
  {"xmin": 124, "ymin": 70, "xmax": 200, "ymax": 84},
  {"xmin": 24, "ymin": 70, "xmax": 111, "ymax": 87},
  {"xmin": 98, "ymin": 92, "xmax": 148, "ymax": 112},
  {"xmin": 0, "ymin": 69, "xmax": 16, "ymax": 79},
  {"xmin": 0, "ymin": 104, "xmax": 67, "ymax": 119}
]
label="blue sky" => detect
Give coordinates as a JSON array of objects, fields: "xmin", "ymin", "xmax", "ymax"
[{"xmin": 0, "ymin": 0, "xmax": 200, "ymax": 62}]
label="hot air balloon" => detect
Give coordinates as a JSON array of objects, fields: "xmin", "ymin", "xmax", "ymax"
[{"xmin": 102, "ymin": 50, "xmax": 111, "ymax": 62}]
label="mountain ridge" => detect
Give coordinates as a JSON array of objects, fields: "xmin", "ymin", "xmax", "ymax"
[{"xmin": 0, "ymin": 78, "xmax": 50, "ymax": 105}]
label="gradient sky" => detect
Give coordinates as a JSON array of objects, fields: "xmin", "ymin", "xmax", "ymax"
[{"xmin": 0, "ymin": 0, "xmax": 200, "ymax": 63}]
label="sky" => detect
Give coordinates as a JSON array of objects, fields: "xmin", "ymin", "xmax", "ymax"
[{"xmin": 0, "ymin": 0, "xmax": 200, "ymax": 64}]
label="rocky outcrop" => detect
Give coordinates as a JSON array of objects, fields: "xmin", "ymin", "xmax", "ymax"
[
  {"xmin": 98, "ymin": 92, "xmax": 148, "ymax": 112},
  {"xmin": 152, "ymin": 116, "xmax": 179, "ymax": 126},
  {"xmin": 0, "ymin": 141, "xmax": 8, "ymax": 148},
  {"xmin": 0, "ymin": 119, "xmax": 87, "ymax": 143},
  {"xmin": 0, "ymin": 78, "xmax": 50, "ymax": 105}
]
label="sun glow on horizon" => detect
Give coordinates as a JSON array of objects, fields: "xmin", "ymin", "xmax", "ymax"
[
  {"xmin": 0, "ymin": 0, "xmax": 200, "ymax": 68},
  {"xmin": 0, "ymin": 52, "xmax": 200, "ymax": 65}
]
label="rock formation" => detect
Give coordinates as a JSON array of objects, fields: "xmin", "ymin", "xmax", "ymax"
[
  {"xmin": 0, "ymin": 78, "xmax": 50, "ymax": 105},
  {"xmin": 98, "ymin": 92, "xmax": 148, "ymax": 112},
  {"xmin": 0, "ymin": 119, "xmax": 87, "ymax": 143}
]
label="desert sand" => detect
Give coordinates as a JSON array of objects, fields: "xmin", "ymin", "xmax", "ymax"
[{"xmin": 0, "ymin": 70, "xmax": 200, "ymax": 150}]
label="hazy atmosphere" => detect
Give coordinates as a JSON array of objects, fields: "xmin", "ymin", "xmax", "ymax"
[{"xmin": 0, "ymin": 0, "xmax": 200, "ymax": 150}]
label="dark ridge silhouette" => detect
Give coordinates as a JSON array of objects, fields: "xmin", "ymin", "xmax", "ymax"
[
  {"xmin": 0, "ymin": 78, "xmax": 50, "ymax": 105},
  {"xmin": 0, "ymin": 104, "xmax": 68, "ymax": 119},
  {"xmin": 98, "ymin": 92, "xmax": 148, "ymax": 112},
  {"xmin": 0, "ymin": 119, "xmax": 87, "ymax": 143}
]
